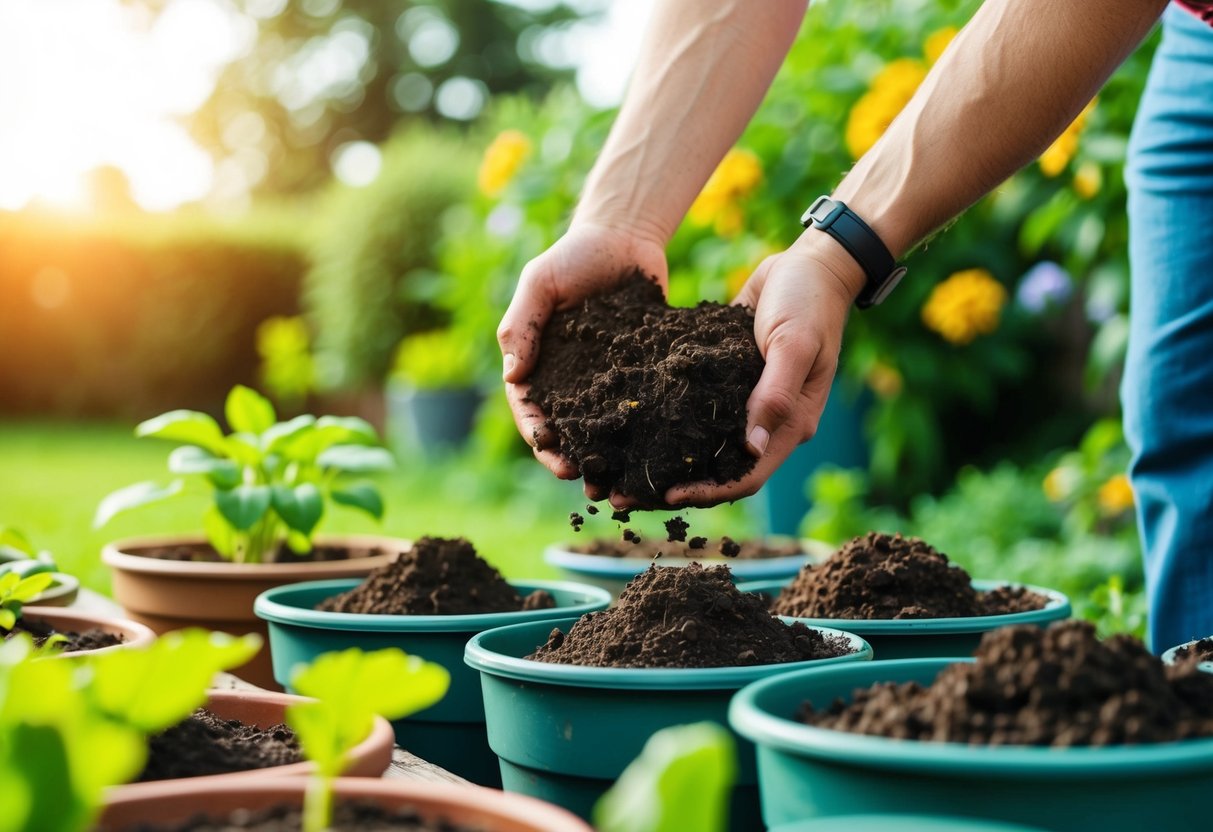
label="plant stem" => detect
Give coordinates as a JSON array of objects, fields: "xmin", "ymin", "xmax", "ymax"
[{"xmin": 303, "ymin": 775, "xmax": 334, "ymax": 832}]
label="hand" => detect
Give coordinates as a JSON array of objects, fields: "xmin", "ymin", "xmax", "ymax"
[
  {"xmin": 662, "ymin": 232, "xmax": 866, "ymax": 508},
  {"xmin": 497, "ymin": 221, "xmax": 668, "ymax": 500}
]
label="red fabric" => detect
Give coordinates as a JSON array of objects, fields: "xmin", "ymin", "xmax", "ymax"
[{"xmin": 1178, "ymin": 1, "xmax": 1213, "ymax": 23}]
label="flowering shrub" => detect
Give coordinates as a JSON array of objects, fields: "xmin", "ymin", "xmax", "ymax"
[{"xmin": 920, "ymin": 269, "xmax": 1008, "ymax": 345}]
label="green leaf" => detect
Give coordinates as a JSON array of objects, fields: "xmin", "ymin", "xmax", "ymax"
[
  {"xmin": 224, "ymin": 433, "xmax": 264, "ymax": 466},
  {"xmin": 215, "ymin": 484, "xmax": 272, "ymax": 531},
  {"xmin": 286, "ymin": 529, "xmax": 313, "ymax": 554},
  {"xmin": 0, "ymin": 527, "xmax": 34, "ymax": 556},
  {"xmin": 135, "ymin": 410, "xmax": 227, "ymax": 455},
  {"xmin": 93, "ymin": 480, "xmax": 184, "ymax": 528},
  {"xmin": 226, "ymin": 385, "xmax": 277, "ymax": 434},
  {"xmin": 8, "ymin": 572, "xmax": 54, "ymax": 603},
  {"xmin": 594, "ymin": 723, "xmax": 736, "ymax": 832},
  {"xmin": 0, "ymin": 607, "xmax": 15, "ymax": 630},
  {"xmin": 314, "ymin": 416, "xmax": 380, "ymax": 445},
  {"xmin": 203, "ymin": 506, "xmax": 237, "ymax": 559},
  {"xmin": 168, "ymin": 446, "xmax": 241, "ymax": 488},
  {"xmin": 271, "ymin": 483, "xmax": 324, "ymax": 536},
  {"xmin": 331, "ymin": 483, "xmax": 384, "ymax": 520},
  {"xmin": 316, "ymin": 445, "xmax": 395, "ymax": 473},
  {"xmin": 262, "ymin": 415, "xmax": 317, "ymax": 453}
]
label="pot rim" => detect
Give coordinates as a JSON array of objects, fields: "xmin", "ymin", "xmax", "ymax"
[
  {"xmin": 254, "ymin": 579, "xmax": 613, "ymax": 632},
  {"xmin": 101, "ymin": 533, "xmax": 406, "ymax": 578},
  {"xmin": 728, "ymin": 657, "xmax": 1213, "ymax": 778},
  {"xmin": 1161, "ymin": 638, "xmax": 1213, "ymax": 671},
  {"xmin": 464, "ymin": 616, "xmax": 873, "ymax": 690},
  {"xmin": 22, "ymin": 605, "xmax": 156, "ymax": 656}
]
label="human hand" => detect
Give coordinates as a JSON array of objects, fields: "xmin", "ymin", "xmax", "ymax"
[{"xmin": 497, "ymin": 221, "xmax": 668, "ymax": 500}]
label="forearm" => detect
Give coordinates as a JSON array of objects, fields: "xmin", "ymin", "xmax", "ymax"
[
  {"xmin": 832, "ymin": 0, "xmax": 1167, "ymax": 260},
  {"xmin": 576, "ymin": 0, "xmax": 809, "ymax": 245}
]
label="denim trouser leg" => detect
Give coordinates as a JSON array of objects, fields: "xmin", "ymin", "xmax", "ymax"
[{"xmin": 1123, "ymin": 6, "xmax": 1213, "ymax": 653}]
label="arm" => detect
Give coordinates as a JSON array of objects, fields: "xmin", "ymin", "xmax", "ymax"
[{"xmin": 670, "ymin": 0, "xmax": 1169, "ymax": 507}]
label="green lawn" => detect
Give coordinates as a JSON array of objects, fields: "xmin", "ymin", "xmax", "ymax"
[{"xmin": 0, "ymin": 421, "xmax": 753, "ymax": 595}]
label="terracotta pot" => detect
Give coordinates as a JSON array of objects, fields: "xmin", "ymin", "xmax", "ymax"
[
  {"xmin": 102, "ymin": 533, "xmax": 402, "ymax": 688},
  {"xmin": 108, "ymin": 689, "xmax": 395, "ymax": 803},
  {"xmin": 99, "ymin": 777, "xmax": 593, "ymax": 831},
  {"xmin": 22, "ymin": 605, "xmax": 155, "ymax": 656}
]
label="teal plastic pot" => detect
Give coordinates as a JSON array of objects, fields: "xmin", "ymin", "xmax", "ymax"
[
  {"xmin": 737, "ymin": 579, "xmax": 1071, "ymax": 660},
  {"xmin": 254, "ymin": 579, "xmax": 611, "ymax": 787},
  {"xmin": 730, "ymin": 658, "xmax": 1213, "ymax": 831},
  {"xmin": 1161, "ymin": 638, "xmax": 1213, "ymax": 673},
  {"xmin": 465, "ymin": 616, "xmax": 872, "ymax": 831},
  {"xmin": 770, "ymin": 817, "xmax": 1046, "ymax": 832}
]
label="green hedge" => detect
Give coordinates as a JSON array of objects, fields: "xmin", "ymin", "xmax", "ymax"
[{"xmin": 0, "ymin": 212, "xmax": 306, "ymax": 418}]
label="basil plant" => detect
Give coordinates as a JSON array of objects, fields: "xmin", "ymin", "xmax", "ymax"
[{"xmin": 95, "ymin": 386, "xmax": 393, "ymax": 564}]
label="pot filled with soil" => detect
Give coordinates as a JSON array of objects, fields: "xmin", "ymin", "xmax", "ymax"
[
  {"xmin": 109, "ymin": 688, "xmax": 395, "ymax": 802},
  {"xmin": 98, "ymin": 777, "xmax": 592, "ymax": 831},
  {"xmin": 1163, "ymin": 636, "xmax": 1213, "ymax": 672},
  {"xmin": 253, "ymin": 536, "xmax": 611, "ymax": 787},
  {"xmin": 768, "ymin": 817, "xmax": 1047, "ymax": 832},
  {"xmin": 103, "ymin": 533, "xmax": 402, "ymax": 688},
  {"xmin": 7, "ymin": 605, "xmax": 155, "ymax": 655},
  {"xmin": 464, "ymin": 563, "xmax": 871, "ymax": 829},
  {"xmin": 729, "ymin": 620, "xmax": 1213, "ymax": 831},
  {"xmin": 739, "ymin": 532, "xmax": 1070, "ymax": 659}
]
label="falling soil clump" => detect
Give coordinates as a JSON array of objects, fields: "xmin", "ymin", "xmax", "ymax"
[
  {"xmin": 526, "ymin": 272, "xmax": 763, "ymax": 503},
  {"xmin": 1173, "ymin": 637, "xmax": 1213, "ymax": 664},
  {"xmin": 801, "ymin": 620, "xmax": 1213, "ymax": 746},
  {"xmin": 611, "ymin": 509, "xmax": 631, "ymax": 523},
  {"xmin": 317, "ymin": 536, "xmax": 554, "ymax": 615},
  {"xmin": 771, "ymin": 532, "xmax": 1047, "ymax": 620},
  {"xmin": 125, "ymin": 800, "xmax": 476, "ymax": 831},
  {"xmin": 689, "ymin": 536, "xmax": 707, "ymax": 550},
  {"xmin": 5, "ymin": 617, "xmax": 123, "ymax": 652},
  {"xmin": 664, "ymin": 516, "xmax": 690, "ymax": 542},
  {"xmin": 568, "ymin": 511, "xmax": 585, "ymax": 532},
  {"xmin": 720, "ymin": 537, "xmax": 741, "ymax": 557},
  {"xmin": 137, "ymin": 709, "xmax": 301, "ymax": 781},
  {"xmin": 586, "ymin": 504, "xmax": 599, "ymax": 515},
  {"xmin": 622, "ymin": 529, "xmax": 641, "ymax": 544},
  {"xmin": 571, "ymin": 536, "xmax": 803, "ymax": 561},
  {"xmin": 528, "ymin": 563, "xmax": 855, "ymax": 668}
]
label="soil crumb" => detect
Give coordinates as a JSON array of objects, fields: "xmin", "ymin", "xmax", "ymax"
[
  {"xmin": 317, "ymin": 536, "xmax": 555, "ymax": 615},
  {"xmin": 771, "ymin": 532, "xmax": 1047, "ymax": 620},
  {"xmin": 571, "ymin": 536, "xmax": 802, "ymax": 561},
  {"xmin": 138, "ymin": 709, "xmax": 301, "ymax": 781},
  {"xmin": 664, "ymin": 516, "xmax": 690, "ymax": 542},
  {"xmin": 527, "ymin": 563, "xmax": 855, "ymax": 668},
  {"xmin": 124, "ymin": 800, "xmax": 476, "ymax": 831},
  {"xmin": 586, "ymin": 504, "xmax": 599, "ymax": 515},
  {"xmin": 689, "ymin": 536, "xmax": 707, "ymax": 550},
  {"xmin": 569, "ymin": 512, "xmax": 585, "ymax": 532},
  {"xmin": 801, "ymin": 620, "xmax": 1213, "ymax": 746},
  {"xmin": 720, "ymin": 537, "xmax": 741, "ymax": 557}
]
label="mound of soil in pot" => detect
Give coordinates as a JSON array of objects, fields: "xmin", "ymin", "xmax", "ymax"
[
  {"xmin": 124, "ymin": 800, "xmax": 476, "ymax": 831},
  {"xmin": 127, "ymin": 542, "xmax": 388, "ymax": 564},
  {"xmin": 801, "ymin": 620, "xmax": 1213, "ymax": 746},
  {"xmin": 1173, "ymin": 637, "xmax": 1213, "ymax": 664},
  {"xmin": 137, "ymin": 709, "xmax": 301, "ymax": 782},
  {"xmin": 525, "ymin": 271, "xmax": 763, "ymax": 503},
  {"xmin": 4, "ymin": 617, "xmax": 123, "ymax": 652},
  {"xmin": 528, "ymin": 563, "xmax": 855, "ymax": 668},
  {"xmin": 770, "ymin": 532, "xmax": 1046, "ymax": 620},
  {"xmin": 317, "ymin": 536, "xmax": 554, "ymax": 615},
  {"xmin": 569, "ymin": 536, "xmax": 804, "ymax": 561}
]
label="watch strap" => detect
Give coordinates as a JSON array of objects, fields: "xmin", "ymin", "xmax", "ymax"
[{"xmin": 801, "ymin": 196, "xmax": 906, "ymax": 309}]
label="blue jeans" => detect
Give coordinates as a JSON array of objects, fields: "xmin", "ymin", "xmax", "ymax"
[{"xmin": 1124, "ymin": 5, "xmax": 1213, "ymax": 653}]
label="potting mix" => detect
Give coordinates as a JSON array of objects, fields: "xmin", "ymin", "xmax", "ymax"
[
  {"xmin": 137, "ymin": 709, "xmax": 301, "ymax": 782},
  {"xmin": 771, "ymin": 531, "xmax": 1046, "ymax": 619},
  {"xmin": 4, "ymin": 617, "xmax": 123, "ymax": 651},
  {"xmin": 1172, "ymin": 636, "xmax": 1213, "ymax": 664},
  {"xmin": 568, "ymin": 535, "xmax": 803, "ymax": 561},
  {"xmin": 122, "ymin": 801, "xmax": 480, "ymax": 832}
]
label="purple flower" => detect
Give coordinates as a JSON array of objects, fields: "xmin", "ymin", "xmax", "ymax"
[{"xmin": 1015, "ymin": 261, "xmax": 1073, "ymax": 314}]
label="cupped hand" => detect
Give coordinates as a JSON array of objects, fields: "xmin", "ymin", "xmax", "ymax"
[{"xmin": 497, "ymin": 221, "xmax": 668, "ymax": 500}]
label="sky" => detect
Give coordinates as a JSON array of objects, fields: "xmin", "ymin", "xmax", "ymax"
[{"xmin": 0, "ymin": 0, "xmax": 651, "ymax": 213}]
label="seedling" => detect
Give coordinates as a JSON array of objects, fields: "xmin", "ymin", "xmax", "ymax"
[
  {"xmin": 286, "ymin": 647, "xmax": 450, "ymax": 832},
  {"xmin": 0, "ymin": 527, "xmax": 57, "ymax": 580},
  {"xmin": 94, "ymin": 385, "xmax": 394, "ymax": 564},
  {"xmin": 0, "ymin": 572, "xmax": 55, "ymax": 631}
]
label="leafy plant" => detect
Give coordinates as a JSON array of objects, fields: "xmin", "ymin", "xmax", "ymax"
[
  {"xmin": 595, "ymin": 722, "xmax": 737, "ymax": 832},
  {"xmin": 0, "ymin": 528, "xmax": 57, "ymax": 581},
  {"xmin": 390, "ymin": 329, "xmax": 479, "ymax": 390},
  {"xmin": 286, "ymin": 648, "xmax": 450, "ymax": 832},
  {"xmin": 94, "ymin": 385, "xmax": 393, "ymax": 564},
  {"xmin": 0, "ymin": 573, "xmax": 55, "ymax": 632}
]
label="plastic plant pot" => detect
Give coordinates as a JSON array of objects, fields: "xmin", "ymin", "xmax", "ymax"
[
  {"xmin": 729, "ymin": 658, "xmax": 1213, "ymax": 831},
  {"xmin": 464, "ymin": 616, "xmax": 872, "ymax": 831},
  {"xmin": 254, "ymin": 579, "xmax": 611, "ymax": 788},
  {"xmin": 768, "ymin": 816, "xmax": 1047, "ymax": 832},
  {"xmin": 1161, "ymin": 638, "xmax": 1213, "ymax": 673},
  {"xmin": 737, "ymin": 579, "xmax": 1071, "ymax": 660}
]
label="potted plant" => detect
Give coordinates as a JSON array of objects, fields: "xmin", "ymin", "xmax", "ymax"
[
  {"xmin": 0, "ymin": 526, "xmax": 79, "ymax": 606},
  {"xmin": 2, "ymin": 569, "xmax": 154, "ymax": 655},
  {"xmin": 96, "ymin": 385, "xmax": 401, "ymax": 688},
  {"xmin": 385, "ymin": 328, "xmax": 484, "ymax": 455}
]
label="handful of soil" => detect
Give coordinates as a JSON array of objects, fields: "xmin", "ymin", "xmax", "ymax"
[
  {"xmin": 526, "ymin": 271, "xmax": 763, "ymax": 502},
  {"xmin": 770, "ymin": 532, "xmax": 1046, "ymax": 620},
  {"xmin": 800, "ymin": 620, "xmax": 1213, "ymax": 746},
  {"xmin": 570, "ymin": 536, "xmax": 804, "ymax": 560},
  {"xmin": 317, "ymin": 536, "xmax": 555, "ymax": 615},
  {"xmin": 137, "ymin": 709, "xmax": 301, "ymax": 781},
  {"xmin": 528, "ymin": 563, "xmax": 855, "ymax": 668}
]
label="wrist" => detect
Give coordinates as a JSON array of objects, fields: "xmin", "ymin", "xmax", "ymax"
[
  {"xmin": 567, "ymin": 210, "xmax": 671, "ymax": 253},
  {"xmin": 787, "ymin": 226, "xmax": 869, "ymax": 303}
]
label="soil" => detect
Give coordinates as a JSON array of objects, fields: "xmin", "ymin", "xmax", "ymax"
[
  {"xmin": 770, "ymin": 532, "xmax": 1047, "ymax": 620},
  {"xmin": 1173, "ymin": 637, "xmax": 1213, "ymax": 664},
  {"xmin": 568, "ymin": 512, "xmax": 585, "ymax": 532},
  {"xmin": 527, "ymin": 563, "xmax": 855, "ymax": 668},
  {"xmin": 569, "ymin": 536, "xmax": 804, "ymax": 561},
  {"xmin": 317, "ymin": 536, "xmax": 555, "ymax": 615},
  {"xmin": 137, "ymin": 709, "xmax": 301, "ymax": 781},
  {"xmin": 664, "ymin": 516, "xmax": 689, "ymax": 542},
  {"xmin": 121, "ymin": 800, "xmax": 478, "ymax": 831},
  {"xmin": 127, "ymin": 542, "xmax": 388, "ymax": 564},
  {"xmin": 525, "ymin": 272, "xmax": 763, "ymax": 504},
  {"xmin": 800, "ymin": 620, "xmax": 1213, "ymax": 746},
  {"xmin": 4, "ymin": 616, "xmax": 124, "ymax": 652}
]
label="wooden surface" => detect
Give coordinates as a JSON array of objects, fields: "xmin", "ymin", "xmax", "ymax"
[{"xmin": 74, "ymin": 588, "xmax": 470, "ymax": 785}]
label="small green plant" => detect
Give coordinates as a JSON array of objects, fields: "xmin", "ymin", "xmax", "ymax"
[
  {"xmin": 94, "ymin": 385, "xmax": 393, "ymax": 564},
  {"xmin": 0, "ymin": 572, "xmax": 55, "ymax": 632},
  {"xmin": 286, "ymin": 647, "xmax": 450, "ymax": 832},
  {"xmin": 0, "ymin": 528, "xmax": 59, "ymax": 581},
  {"xmin": 594, "ymin": 722, "xmax": 737, "ymax": 832},
  {"xmin": 390, "ymin": 329, "xmax": 479, "ymax": 390}
]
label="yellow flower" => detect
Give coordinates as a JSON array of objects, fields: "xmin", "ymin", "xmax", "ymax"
[
  {"xmin": 921, "ymin": 268, "xmax": 1008, "ymax": 345},
  {"xmin": 1097, "ymin": 473, "xmax": 1135, "ymax": 516},
  {"xmin": 1039, "ymin": 100, "xmax": 1096, "ymax": 177},
  {"xmin": 1043, "ymin": 467, "xmax": 1077, "ymax": 502},
  {"xmin": 478, "ymin": 130, "xmax": 532, "ymax": 197},
  {"xmin": 924, "ymin": 26, "xmax": 958, "ymax": 65},
  {"xmin": 1073, "ymin": 162, "xmax": 1102, "ymax": 199},
  {"xmin": 845, "ymin": 58, "xmax": 928, "ymax": 159},
  {"xmin": 865, "ymin": 361, "xmax": 904, "ymax": 399},
  {"xmin": 689, "ymin": 149, "xmax": 763, "ymax": 235}
]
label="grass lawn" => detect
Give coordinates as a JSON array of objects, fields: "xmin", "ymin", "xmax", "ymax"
[{"xmin": 0, "ymin": 420, "xmax": 754, "ymax": 595}]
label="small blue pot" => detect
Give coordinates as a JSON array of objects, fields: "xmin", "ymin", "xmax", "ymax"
[
  {"xmin": 254, "ymin": 578, "xmax": 611, "ymax": 787},
  {"xmin": 1161, "ymin": 637, "xmax": 1213, "ymax": 673}
]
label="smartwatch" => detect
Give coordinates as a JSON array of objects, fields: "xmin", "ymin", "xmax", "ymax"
[{"xmin": 801, "ymin": 195, "xmax": 907, "ymax": 309}]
